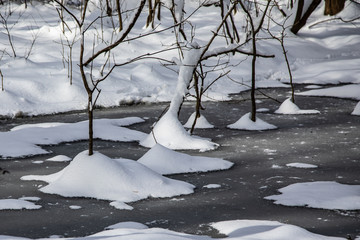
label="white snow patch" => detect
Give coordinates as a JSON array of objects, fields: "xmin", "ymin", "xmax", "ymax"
[
  {"xmin": 0, "ymin": 117, "xmax": 145, "ymax": 158},
  {"xmin": 18, "ymin": 197, "xmax": 41, "ymax": 201},
  {"xmin": 265, "ymin": 181, "xmax": 360, "ymax": 210},
  {"xmin": 275, "ymin": 98, "xmax": 320, "ymax": 114},
  {"xmin": 256, "ymin": 108, "xmax": 270, "ymax": 113},
  {"xmin": 286, "ymin": 163, "xmax": 318, "ymax": 169},
  {"xmin": 109, "ymin": 201, "xmax": 134, "ymax": 210},
  {"xmin": 227, "ymin": 113, "xmax": 277, "ymax": 130},
  {"xmin": 271, "ymin": 164, "xmax": 283, "ymax": 169},
  {"xmin": 69, "ymin": 205, "xmax": 82, "ymax": 210},
  {"xmin": 46, "ymin": 155, "xmax": 72, "ymax": 162},
  {"xmin": 0, "ymin": 199, "xmax": 41, "ymax": 210},
  {"xmin": 203, "ymin": 184, "xmax": 221, "ymax": 189},
  {"xmin": 298, "ymin": 84, "xmax": 360, "ymax": 100},
  {"xmin": 137, "ymin": 144, "xmax": 233, "ymax": 175}
]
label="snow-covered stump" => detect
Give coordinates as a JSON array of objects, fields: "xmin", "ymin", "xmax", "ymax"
[
  {"xmin": 227, "ymin": 112, "xmax": 277, "ymax": 131},
  {"xmin": 140, "ymin": 45, "xmax": 218, "ymax": 151},
  {"xmin": 275, "ymin": 98, "xmax": 320, "ymax": 114},
  {"xmin": 184, "ymin": 112, "xmax": 214, "ymax": 129}
]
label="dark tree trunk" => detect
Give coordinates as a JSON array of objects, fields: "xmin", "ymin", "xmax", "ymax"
[
  {"xmin": 324, "ymin": 0, "xmax": 346, "ymax": 15},
  {"xmin": 291, "ymin": 0, "xmax": 321, "ymax": 34},
  {"xmin": 250, "ymin": 39, "xmax": 257, "ymax": 122},
  {"xmin": 88, "ymin": 96, "xmax": 94, "ymax": 156}
]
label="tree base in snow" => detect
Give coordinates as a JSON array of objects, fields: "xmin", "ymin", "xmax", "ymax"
[
  {"xmin": 275, "ymin": 98, "xmax": 320, "ymax": 115},
  {"xmin": 227, "ymin": 113, "xmax": 277, "ymax": 130}
]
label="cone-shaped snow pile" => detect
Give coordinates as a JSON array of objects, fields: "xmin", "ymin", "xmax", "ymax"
[{"xmin": 39, "ymin": 151, "xmax": 195, "ymax": 203}]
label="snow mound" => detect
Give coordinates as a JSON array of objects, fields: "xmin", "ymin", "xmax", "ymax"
[
  {"xmin": 211, "ymin": 220, "xmax": 344, "ymax": 240},
  {"xmin": 36, "ymin": 151, "xmax": 194, "ymax": 203},
  {"xmin": 138, "ymin": 144, "xmax": 233, "ymax": 175},
  {"xmin": 227, "ymin": 113, "xmax": 277, "ymax": 130},
  {"xmin": 105, "ymin": 222, "xmax": 148, "ymax": 230},
  {"xmin": 140, "ymin": 112, "xmax": 218, "ymax": 151},
  {"xmin": 275, "ymin": 98, "xmax": 320, "ymax": 114},
  {"xmin": 0, "ymin": 218, "xmax": 346, "ymax": 239},
  {"xmin": 184, "ymin": 112, "xmax": 214, "ymax": 129},
  {"xmin": 351, "ymin": 101, "xmax": 360, "ymax": 115},
  {"xmin": 265, "ymin": 181, "xmax": 360, "ymax": 210}
]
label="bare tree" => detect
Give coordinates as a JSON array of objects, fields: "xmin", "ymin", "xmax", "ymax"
[
  {"xmin": 267, "ymin": 14, "xmax": 295, "ymax": 102},
  {"xmin": 238, "ymin": 0, "xmax": 271, "ymax": 122},
  {"xmin": 188, "ymin": 64, "xmax": 230, "ymax": 134},
  {"xmin": 53, "ymin": 0, "xmax": 146, "ymax": 155},
  {"xmin": 0, "ymin": 12, "xmax": 17, "ymax": 57},
  {"xmin": 144, "ymin": 1, "xmax": 274, "ymax": 148},
  {"xmin": 0, "ymin": 3, "xmax": 38, "ymax": 59}
]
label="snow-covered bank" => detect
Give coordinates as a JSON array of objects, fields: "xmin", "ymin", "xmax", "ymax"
[
  {"xmin": 0, "ymin": 220, "xmax": 349, "ymax": 240},
  {"xmin": 0, "ymin": 1, "xmax": 359, "ymax": 117}
]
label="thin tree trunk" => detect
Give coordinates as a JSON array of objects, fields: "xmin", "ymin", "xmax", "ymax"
[
  {"xmin": 0, "ymin": 70, "xmax": 3, "ymax": 91},
  {"xmin": 282, "ymin": 46, "xmax": 295, "ymax": 103},
  {"xmin": 88, "ymin": 97, "xmax": 94, "ymax": 156},
  {"xmin": 116, "ymin": 0, "xmax": 122, "ymax": 31},
  {"xmin": 250, "ymin": 36, "xmax": 257, "ymax": 122}
]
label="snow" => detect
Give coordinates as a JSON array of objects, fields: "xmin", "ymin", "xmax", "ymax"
[
  {"xmin": 0, "ymin": 1, "xmax": 358, "ymax": 118},
  {"xmin": 69, "ymin": 205, "xmax": 82, "ymax": 210},
  {"xmin": 109, "ymin": 201, "xmax": 134, "ymax": 210},
  {"xmin": 23, "ymin": 151, "xmax": 195, "ymax": 204},
  {"xmin": 275, "ymin": 98, "xmax": 320, "ymax": 114},
  {"xmin": 265, "ymin": 181, "xmax": 360, "ymax": 210},
  {"xmin": 138, "ymin": 144, "xmax": 233, "ymax": 175},
  {"xmin": 0, "ymin": 199, "xmax": 41, "ymax": 210},
  {"xmin": 211, "ymin": 220, "xmax": 344, "ymax": 240},
  {"xmin": 104, "ymin": 222, "xmax": 148, "ymax": 230},
  {"xmin": 286, "ymin": 163, "xmax": 318, "ymax": 169},
  {"xmin": 203, "ymin": 184, "xmax": 221, "ymax": 189},
  {"xmin": 140, "ymin": 45, "xmax": 220, "ymax": 151},
  {"xmin": 0, "ymin": 0, "xmax": 360, "ymax": 239},
  {"xmin": 0, "ymin": 220, "xmax": 346, "ymax": 240},
  {"xmin": 184, "ymin": 112, "xmax": 214, "ymax": 129},
  {"xmin": 351, "ymin": 101, "xmax": 360, "ymax": 116},
  {"xmin": 227, "ymin": 113, "xmax": 277, "ymax": 130},
  {"xmin": 46, "ymin": 155, "xmax": 72, "ymax": 162},
  {"xmin": 140, "ymin": 110, "xmax": 219, "ymax": 151},
  {"xmin": 0, "ymin": 117, "xmax": 145, "ymax": 158},
  {"xmin": 298, "ymin": 84, "xmax": 360, "ymax": 101}
]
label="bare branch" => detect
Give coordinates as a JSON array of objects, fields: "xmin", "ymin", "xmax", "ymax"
[
  {"xmin": 309, "ymin": 16, "xmax": 360, "ymax": 28},
  {"xmin": 83, "ymin": 0, "xmax": 146, "ymax": 66}
]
